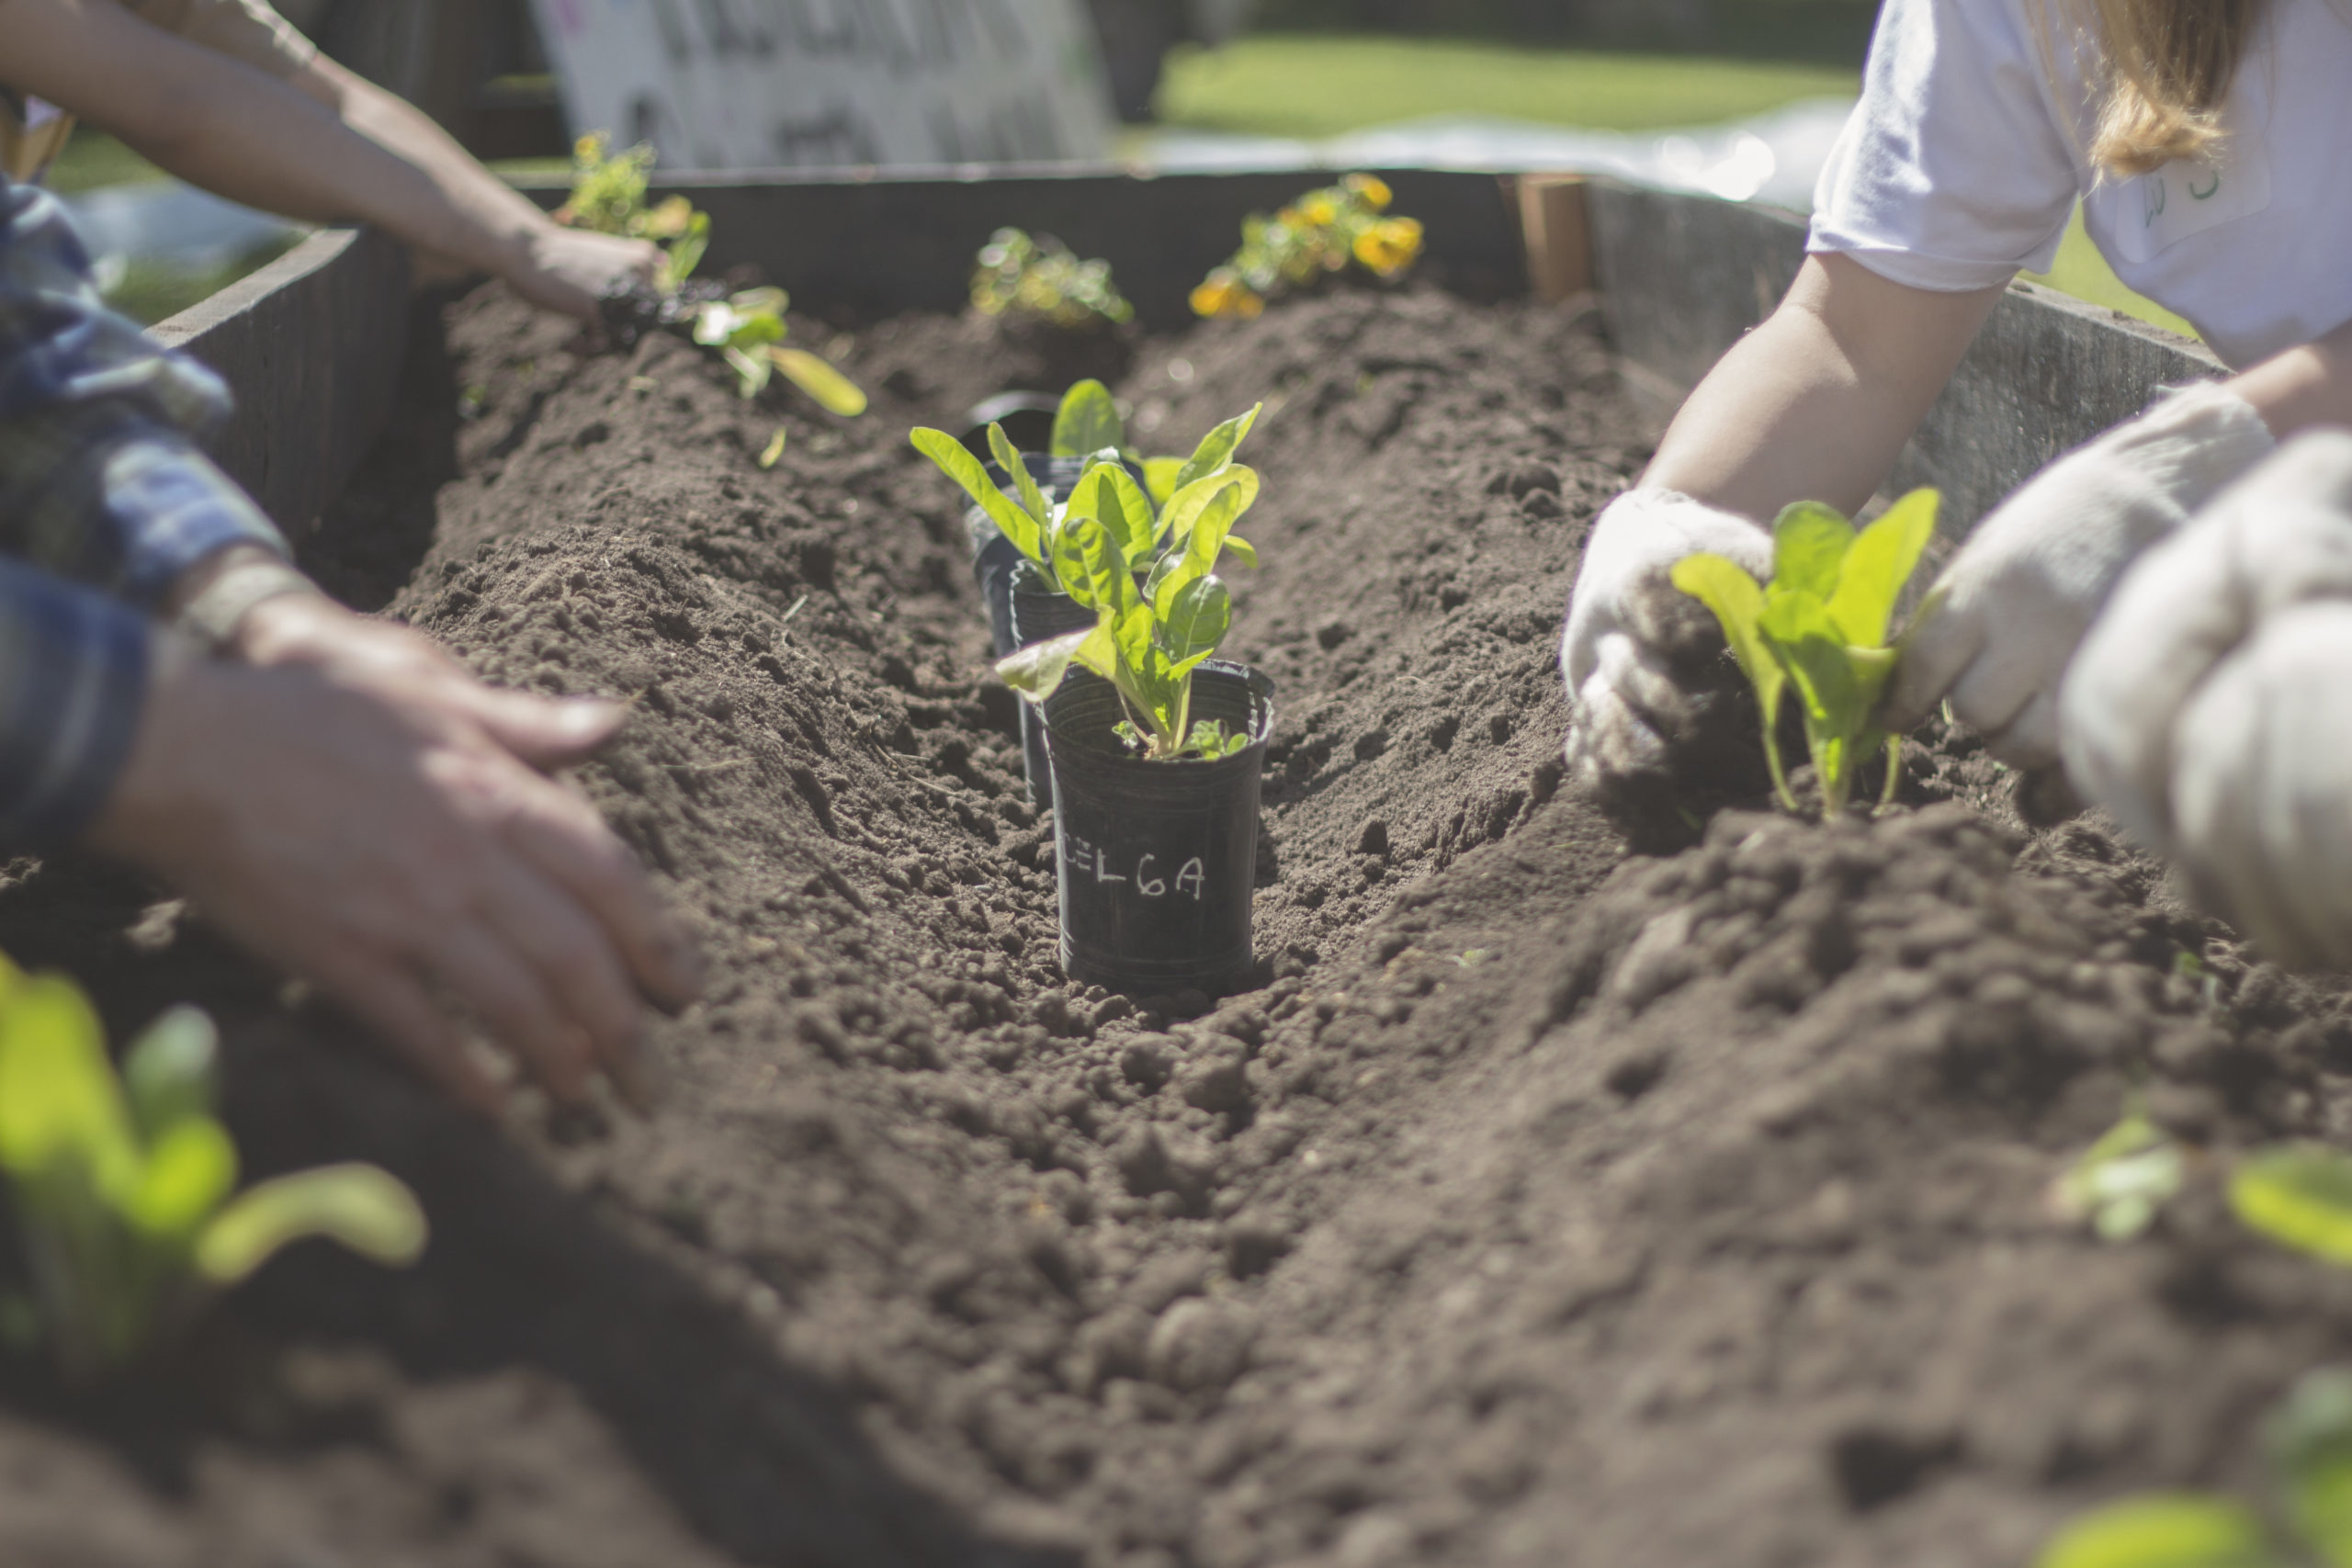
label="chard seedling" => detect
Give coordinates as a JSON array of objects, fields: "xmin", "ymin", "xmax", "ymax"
[
  {"xmin": 2052, "ymin": 1104, "xmax": 2187, "ymax": 1242},
  {"xmin": 994, "ymin": 506, "xmax": 1253, "ymax": 761},
  {"xmin": 972, "ymin": 228, "xmax": 1135, "ymax": 329},
  {"xmin": 910, "ymin": 388, "xmax": 1264, "ymax": 598},
  {"xmin": 0, "ymin": 960, "xmax": 426, "ymax": 1377},
  {"xmin": 1671, "ymin": 489, "xmax": 1939, "ymax": 818},
  {"xmin": 688, "ymin": 288, "xmax": 869, "ymax": 416}
]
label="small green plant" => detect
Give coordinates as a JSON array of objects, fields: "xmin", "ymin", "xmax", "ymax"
[
  {"xmin": 684, "ymin": 287, "xmax": 869, "ymax": 416},
  {"xmin": 559, "ymin": 131, "xmax": 865, "ymax": 418},
  {"xmin": 555, "ymin": 131, "xmax": 708, "ymax": 290},
  {"xmin": 972, "ymin": 229, "xmax": 1135, "ymax": 329},
  {"xmin": 2037, "ymin": 1366, "xmax": 2352, "ymax": 1568},
  {"xmin": 910, "ymin": 384, "xmax": 1262, "ymax": 599},
  {"xmin": 1670, "ymin": 489, "xmax": 1939, "ymax": 818},
  {"xmin": 0, "ymin": 958, "xmax": 426, "ymax": 1377},
  {"xmin": 909, "ymin": 384, "xmax": 1267, "ymax": 762},
  {"xmin": 2053, "ymin": 1103, "xmax": 2188, "ymax": 1243}
]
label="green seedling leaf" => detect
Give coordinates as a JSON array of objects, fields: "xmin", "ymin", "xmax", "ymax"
[
  {"xmin": 2233, "ymin": 1145, "xmax": 2352, "ymax": 1266},
  {"xmin": 127, "ymin": 1118, "xmax": 235, "ymax": 1243},
  {"xmin": 758, "ymin": 427, "xmax": 788, "ymax": 469},
  {"xmin": 1149, "ymin": 477, "xmax": 1252, "ymax": 614},
  {"xmin": 2034, "ymin": 1495, "xmax": 2278, "ymax": 1568},
  {"xmin": 1069, "ymin": 462, "xmax": 1158, "ymax": 566},
  {"xmin": 1771, "ymin": 502, "xmax": 1856, "ymax": 601},
  {"xmin": 2052, "ymin": 1109, "xmax": 2184, "ymax": 1242},
  {"xmin": 0, "ymin": 973, "xmax": 140, "ymax": 1204},
  {"xmin": 1159, "ymin": 465, "xmax": 1261, "ymax": 552},
  {"xmin": 722, "ymin": 345, "xmax": 772, "ymax": 400},
  {"xmin": 1160, "ymin": 576, "xmax": 1232, "ymax": 669},
  {"xmin": 996, "ymin": 627, "xmax": 1094, "ymax": 705},
  {"xmin": 1144, "ymin": 457, "xmax": 1185, "ymax": 507},
  {"xmin": 1670, "ymin": 552, "xmax": 1793, "ymax": 811},
  {"xmin": 1828, "ymin": 489, "xmax": 1939, "ymax": 649},
  {"xmin": 2268, "ymin": 1367, "xmax": 2352, "ymax": 1565},
  {"xmin": 195, "ymin": 1164, "xmax": 427, "ymax": 1286},
  {"xmin": 123, "ymin": 1005, "xmax": 216, "ymax": 1143},
  {"xmin": 1171, "ymin": 403, "xmax": 1262, "ymax": 494},
  {"xmin": 1052, "ymin": 515, "xmax": 1136, "ymax": 616},
  {"xmin": 910, "ymin": 429, "xmax": 1043, "ymax": 565},
  {"xmin": 1052, "ymin": 379, "xmax": 1125, "ymax": 458},
  {"xmin": 1224, "ymin": 536, "xmax": 1260, "ymax": 570},
  {"xmin": 988, "ymin": 424, "xmax": 1055, "ymax": 540},
  {"xmin": 767, "ymin": 347, "xmax": 868, "ymax": 417}
]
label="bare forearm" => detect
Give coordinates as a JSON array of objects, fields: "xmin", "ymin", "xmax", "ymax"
[
  {"xmin": 300, "ymin": 57, "xmax": 555, "ymax": 265},
  {"xmin": 1644, "ymin": 254, "xmax": 2005, "ymax": 522},
  {"xmin": 2227, "ymin": 318, "xmax": 2352, "ymax": 439}
]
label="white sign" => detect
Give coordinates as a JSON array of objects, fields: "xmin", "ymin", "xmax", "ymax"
[{"xmin": 526, "ymin": 0, "xmax": 1115, "ymax": 171}]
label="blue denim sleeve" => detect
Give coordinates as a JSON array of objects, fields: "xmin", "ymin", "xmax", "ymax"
[
  {"xmin": 0, "ymin": 172, "xmax": 289, "ymax": 609},
  {"xmin": 0, "ymin": 557, "xmax": 149, "ymax": 847}
]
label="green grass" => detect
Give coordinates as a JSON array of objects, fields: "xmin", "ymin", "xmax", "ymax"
[
  {"xmin": 44, "ymin": 130, "xmax": 167, "ymax": 196},
  {"xmin": 1157, "ymin": 34, "xmax": 1859, "ymax": 139},
  {"xmin": 2023, "ymin": 205, "xmax": 2197, "ymax": 339}
]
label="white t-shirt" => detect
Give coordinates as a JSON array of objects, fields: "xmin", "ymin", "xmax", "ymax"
[{"xmin": 1809, "ymin": 0, "xmax": 2352, "ymax": 367}]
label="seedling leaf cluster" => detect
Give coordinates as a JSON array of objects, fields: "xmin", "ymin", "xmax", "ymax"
[
  {"xmin": 1193, "ymin": 174, "xmax": 1424, "ymax": 320},
  {"xmin": 910, "ymin": 383, "xmax": 1265, "ymax": 761},
  {"xmin": 0, "ymin": 957, "xmax": 426, "ymax": 1376},
  {"xmin": 560, "ymin": 130, "xmax": 867, "ymax": 419},
  {"xmin": 971, "ymin": 229, "xmax": 1135, "ymax": 329},
  {"xmin": 1672, "ymin": 490, "xmax": 1939, "ymax": 817}
]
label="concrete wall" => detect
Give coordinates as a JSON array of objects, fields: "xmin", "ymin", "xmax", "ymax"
[
  {"xmin": 152, "ymin": 226, "xmax": 410, "ymax": 538},
  {"xmin": 1586, "ymin": 180, "xmax": 2225, "ymax": 533}
]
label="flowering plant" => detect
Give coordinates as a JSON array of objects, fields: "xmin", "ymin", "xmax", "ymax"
[{"xmin": 1192, "ymin": 174, "xmax": 1424, "ymax": 320}]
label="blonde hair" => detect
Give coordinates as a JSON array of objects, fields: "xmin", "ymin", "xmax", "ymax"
[{"xmin": 2053, "ymin": 0, "xmax": 2264, "ymax": 175}]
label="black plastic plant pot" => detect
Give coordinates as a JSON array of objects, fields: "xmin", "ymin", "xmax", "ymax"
[
  {"xmin": 1010, "ymin": 571, "xmax": 1094, "ymax": 804},
  {"xmin": 1041, "ymin": 660, "xmax": 1275, "ymax": 995}
]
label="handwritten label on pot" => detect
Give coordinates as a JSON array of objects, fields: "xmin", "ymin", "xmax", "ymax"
[
  {"xmin": 526, "ymin": 0, "xmax": 1114, "ymax": 172},
  {"xmin": 1062, "ymin": 833, "xmax": 1206, "ymax": 903}
]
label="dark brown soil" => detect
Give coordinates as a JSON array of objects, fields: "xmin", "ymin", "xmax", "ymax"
[{"xmin": 6, "ymin": 279, "xmax": 2352, "ymax": 1568}]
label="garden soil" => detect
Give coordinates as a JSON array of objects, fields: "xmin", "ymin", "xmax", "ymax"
[{"xmin": 5, "ymin": 280, "xmax": 2352, "ymax": 1568}]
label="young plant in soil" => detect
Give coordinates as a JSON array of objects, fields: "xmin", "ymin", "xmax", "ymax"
[
  {"xmin": 0, "ymin": 960, "xmax": 426, "ymax": 1378},
  {"xmin": 991, "ymin": 495, "xmax": 1254, "ymax": 761},
  {"xmin": 910, "ymin": 387, "xmax": 1263, "ymax": 603},
  {"xmin": 971, "ymin": 228, "xmax": 1135, "ymax": 329},
  {"xmin": 1671, "ymin": 489, "xmax": 1939, "ymax": 818},
  {"xmin": 559, "ymin": 130, "xmax": 866, "ymax": 418},
  {"xmin": 2037, "ymin": 1365, "xmax": 2352, "ymax": 1568}
]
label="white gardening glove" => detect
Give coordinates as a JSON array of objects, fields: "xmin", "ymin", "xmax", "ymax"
[
  {"xmin": 1884, "ymin": 381, "xmax": 2274, "ymax": 766},
  {"xmin": 1561, "ymin": 489, "xmax": 1774, "ymax": 793},
  {"xmin": 2061, "ymin": 432, "xmax": 2352, "ymax": 969}
]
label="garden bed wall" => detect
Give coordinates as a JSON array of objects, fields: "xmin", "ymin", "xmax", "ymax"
[
  {"xmin": 179, "ymin": 175, "xmax": 2227, "ymax": 541},
  {"xmin": 151, "ymin": 225, "xmax": 409, "ymax": 538}
]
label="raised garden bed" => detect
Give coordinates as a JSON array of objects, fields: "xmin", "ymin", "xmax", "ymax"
[{"xmin": 0, "ymin": 175, "xmax": 2337, "ymax": 1568}]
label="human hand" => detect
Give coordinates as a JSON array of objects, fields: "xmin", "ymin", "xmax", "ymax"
[
  {"xmin": 1884, "ymin": 381, "xmax": 2273, "ymax": 766},
  {"xmin": 507, "ymin": 223, "xmax": 662, "ymax": 321},
  {"xmin": 87, "ymin": 600, "xmax": 702, "ymax": 1114},
  {"xmin": 2061, "ymin": 433, "xmax": 2352, "ymax": 968},
  {"xmin": 1560, "ymin": 489, "xmax": 1774, "ymax": 795}
]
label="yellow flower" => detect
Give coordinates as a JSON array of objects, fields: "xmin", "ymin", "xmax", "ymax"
[
  {"xmin": 1191, "ymin": 272, "xmax": 1263, "ymax": 320},
  {"xmin": 1302, "ymin": 196, "xmax": 1341, "ymax": 228},
  {"xmin": 1345, "ymin": 173, "xmax": 1393, "ymax": 210},
  {"xmin": 1353, "ymin": 217, "xmax": 1424, "ymax": 279}
]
